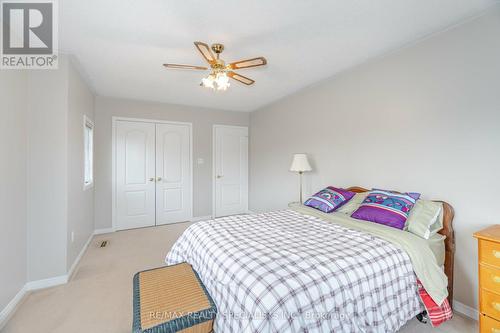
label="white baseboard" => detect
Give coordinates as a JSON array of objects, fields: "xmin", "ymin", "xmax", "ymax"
[
  {"xmin": 21, "ymin": 232, "xmax": 95, "ymax": 291},
  {"xmin": 25, "ymin": 275, "xmax": 68, "ymax": 291},
  {"xmin": 93, "ymin": 227, "xmax": 114, "ymax": 235},
  {"xmin": 191, "ymin": 215, "xmax": 212, "ymax": 222},
  {"xmin": 246, "ymin": 210, "xmax": 256, "ymax": 214},
  {"xmin": 0, "ymin": 285, "xmax": 28, "ymax": 330},
  {"xmin": 0, "ymin": 232, "xmax": 95, "ymax": 329},
  {"xmin": 67, "ymin": 233, "xmax": 94, "ymax": 281},
  {"xmin": 453, "ymin": 300, "xmax": 478, "ymax": 321},
  {"xmin": 1, "ymin": 272, "xmax": 70, "ymax": 328}
]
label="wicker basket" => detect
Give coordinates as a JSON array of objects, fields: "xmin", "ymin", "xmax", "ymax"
[{"xmin": 133, "ymin": 263, "xmax": 217, "ymax": 333}]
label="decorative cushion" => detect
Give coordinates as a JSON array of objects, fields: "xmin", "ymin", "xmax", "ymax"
[
  {"xmin": 373, "ymin": 188, "xmax": 421, "ymax": 201},
  {"xmin": 304, "ymin": 186, "xmax": 355, "ymax": 213},
  {"xmin": 351, "ymin": 189, "xmax": 420, "ymax": 229}
]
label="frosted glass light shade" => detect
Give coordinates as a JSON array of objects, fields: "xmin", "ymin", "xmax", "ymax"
[{"xmin": 289, "ymin": 154, "xmax": 312, "ymax": 172}]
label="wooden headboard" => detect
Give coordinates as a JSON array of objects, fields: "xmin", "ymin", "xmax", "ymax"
[{"xmin": 346, "ymin": 186, "xmax": 455, "ymax": 307}]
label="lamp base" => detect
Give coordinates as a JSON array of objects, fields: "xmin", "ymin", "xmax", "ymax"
[{"xmin": 299, "ymin": 171, "xmax": 303, "ymax": 204}]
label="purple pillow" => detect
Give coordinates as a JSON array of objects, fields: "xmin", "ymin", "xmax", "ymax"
[
  {"xmin": 351, "ymin": 189, "xmax": 420, "ymax": 229},
  {"xmin": 304, "ymin": 187, "xmax": 355, "ymax": 213}
]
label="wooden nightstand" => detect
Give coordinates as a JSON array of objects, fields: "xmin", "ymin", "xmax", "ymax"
[{"xmin": 474, "ymin": 225, "xmax": 500, "ymax": 332}]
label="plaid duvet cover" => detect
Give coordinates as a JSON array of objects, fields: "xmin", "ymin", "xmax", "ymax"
[{"xmin": 165, "ymin": 210, "xmax": 424, "ymax": 332}]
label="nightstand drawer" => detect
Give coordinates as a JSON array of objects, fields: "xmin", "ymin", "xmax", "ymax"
[
  {"xmin": 481, "ymin": 264, "xmax": 500, "ymax": 293},
  {"xmin": 482, "ymin": 289, "xmax": 500, "ymax": 320},
  {"xmin": 480, "ymin": 240, "xmax": 500, "ymax": 268},
  {"xmin": 481, "ymin": 314, "xmax": 500, "ymax": 333}
]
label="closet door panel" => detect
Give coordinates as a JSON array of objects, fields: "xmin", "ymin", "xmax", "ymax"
[
  {"xmin": 155, "ymin": 123, "xmax": 192, "ymax": 224},
  {"xmin": 115, "ymin": 121, "xmax": 156, "ymax": 230}
]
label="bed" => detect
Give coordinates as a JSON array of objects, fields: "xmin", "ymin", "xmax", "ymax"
[{"xmin": 165, "ymin": 186, "xmax": 455, "ymax": 332}]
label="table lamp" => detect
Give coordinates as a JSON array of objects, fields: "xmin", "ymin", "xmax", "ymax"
[{"xmin": 289, "ymin": 153, "xmax": 312, "ymax": 203}]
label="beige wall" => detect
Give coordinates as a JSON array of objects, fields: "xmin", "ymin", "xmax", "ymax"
[
  {"xmin": 250, "ymin": 7, "xmax": 500, "ymax": 310},
  {"xmin": 94, "ymin": 96, "xmax": 249, "ymax": 230},
  {"xmin": 0, "ymin": 71, "xmax": 28, "ymax": 312},
  {"xmin": 27, "ymin": 57, "xmax": 69, "ymax": 280},
  {"xmin": 26, "ymin": 55, "xmax": 95, "ymax": 281},
  {"xmin": 1, "ymin": 56, "xmax": 96, "ymax": 321},
  {"xmin": 67, "ymin": 60, "xmax": 95, "ymax": 270}
]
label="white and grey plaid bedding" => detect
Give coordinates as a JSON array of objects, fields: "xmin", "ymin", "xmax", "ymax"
[{"xmin": 165, "ymin": 210, "xmax": 423, "ymax": 332}]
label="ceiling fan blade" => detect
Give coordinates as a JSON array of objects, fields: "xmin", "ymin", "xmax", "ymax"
[
  {"xmin": 227, "ymin": 71, "xmax": 255, "ymax": 85},
  {"xmin": 229, "ymin": 57, "xmax": 267, "ymax": 70},
  {"xmin": 194, "ymin": 41, "xmax": 216, "ymax": 64},
  {"xmin": 163, "ymin": 63, "xmax": 208, "ymax": 70}
]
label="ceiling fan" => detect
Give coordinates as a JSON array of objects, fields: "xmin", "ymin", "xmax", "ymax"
[{"xmin": 163, "ymin": 42, "xmax": 267, "ymax": 91}]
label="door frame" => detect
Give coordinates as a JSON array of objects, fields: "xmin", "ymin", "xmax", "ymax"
[
  {"xmin": 112, "ymin": 116, "xmax": 193, "ymax": 231},
  {"xmin": 212, "ymin": 124, "xmax": 249, "ymax": 218}
]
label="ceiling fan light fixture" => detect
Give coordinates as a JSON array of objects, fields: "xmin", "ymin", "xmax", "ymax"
[
  {"xmin": 215, "ymin": 72, "xmax": 230, "ymax": 91},
  {"xmin": 201, "ymin": 71, "xmax": 230, "ymax": 91},
  {"xmin": 165, "ymin": 41, "xmax": 267, "ymax": 90},
  {"xmin": 201, "ymin": 74, "xmax": 215, "ymax": 89}
]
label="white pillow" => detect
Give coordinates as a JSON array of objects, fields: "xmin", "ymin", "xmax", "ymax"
[{"xmin": 405, "ymin": 200, "xmax": 443, "ymax": 239}]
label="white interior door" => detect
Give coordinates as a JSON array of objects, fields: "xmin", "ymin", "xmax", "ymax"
[
  {"xmin": 214, "ymin": 126, "xmax": 248, "ymax": 217},
  {"xmin": 155, "ymin": 123, "xmax": 192, "ymax": 224},
  {"xmin": 115, "ymin": 121, "xmax": 156, "ymax": 230}
]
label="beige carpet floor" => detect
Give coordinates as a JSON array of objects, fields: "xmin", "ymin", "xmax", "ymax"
[{"xmin": 3, "ymin": 222, "xmax": 476, "ymax": 333}]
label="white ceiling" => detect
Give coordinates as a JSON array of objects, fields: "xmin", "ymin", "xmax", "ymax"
[{"xmin": 60, "ymin": 0, "xmax": 497, "ymax": 112}]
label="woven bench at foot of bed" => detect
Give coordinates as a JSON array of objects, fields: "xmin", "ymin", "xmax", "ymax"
[{"xmin": 133, "ymin": 263, "xmax": 217, "ymax": 333}]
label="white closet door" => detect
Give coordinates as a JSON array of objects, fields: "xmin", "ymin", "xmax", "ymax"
[
  {"xmin": 155, "ymin": 123, "xmax": 192, "ymax": 224},
  {"xmin": 115, "ymin": 121, "xmax": 156, "ymax": 230},
  {"xmin": 214, "ymin": 126, "xmax": 248, "ymax": 217}
]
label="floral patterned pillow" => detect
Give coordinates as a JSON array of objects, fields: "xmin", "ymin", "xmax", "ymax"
[
  {"xmin": 351, "ymin": 189, "xmax": 420, "ymax": 229},
  {"xmin": 304, "ymin": 187, "xmax": 355, "ymax": 213}
]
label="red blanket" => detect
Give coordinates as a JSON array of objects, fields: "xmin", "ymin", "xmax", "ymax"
[{"xmin": 417, "ymin": 279, "xmax": 453, "ymax": 327}]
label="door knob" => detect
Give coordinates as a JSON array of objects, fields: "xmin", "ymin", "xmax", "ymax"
[
  {"xmin": 149, "ymin": 177, "xmax": 155, "ymax": 182},
  {"xmin": 216, "ymin": 175, "xmax": 223, "ymax": 179},
  {"xmin": 157, "ymin": 177, "xmax": 162, "ymax": 182}
]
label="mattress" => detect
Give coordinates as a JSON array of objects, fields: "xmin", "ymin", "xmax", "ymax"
[{"xmin": 165, "ymin": 210, "xmax": 427, "ymax": 332}]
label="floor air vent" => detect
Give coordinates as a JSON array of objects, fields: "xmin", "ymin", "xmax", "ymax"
[{"xmin": 100, "ymin": 240, "xmax": 108, "ymax": 248}]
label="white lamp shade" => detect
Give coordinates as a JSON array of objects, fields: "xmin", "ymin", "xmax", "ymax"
[{"xmin": 289, "ymin": 153, "xmax": 312, "ymax": 172}]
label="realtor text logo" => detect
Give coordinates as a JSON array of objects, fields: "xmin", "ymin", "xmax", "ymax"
[{"xmin": 1, "ymin": 0, "xmax": 58, "ymax": 69}]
